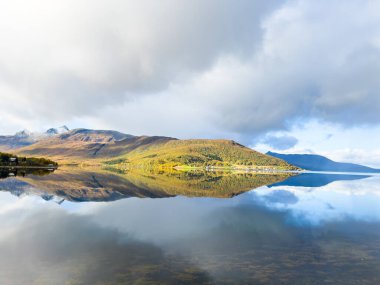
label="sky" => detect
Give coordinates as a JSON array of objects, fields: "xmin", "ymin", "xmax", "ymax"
[{"xmin": 0, "ymin": 0, "xmax": 380, "ymax": 166}]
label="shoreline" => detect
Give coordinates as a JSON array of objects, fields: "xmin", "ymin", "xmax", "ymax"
[{"xmin": 0, "ymin": 166, "xmax": 58, "ymax": 170}]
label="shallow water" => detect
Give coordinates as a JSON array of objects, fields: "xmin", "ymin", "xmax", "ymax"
[{"xmin": 0, "ymin": 168, "xmax": 379, "ymax": 284}]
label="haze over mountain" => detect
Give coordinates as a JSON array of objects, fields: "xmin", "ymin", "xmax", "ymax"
[
  {"xmin": 45, "ymin": 126, "xmax": 70, "ymax": 137},
  {"xmin": 267, "ymin": 152, "xmax": 380, "ymax": 173},
  {"xmin": 0, "ymin": 126, "xmax": 71, "ymax": 151}
]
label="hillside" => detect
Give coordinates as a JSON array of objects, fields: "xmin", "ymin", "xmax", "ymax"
[
  {"xmin": 267, "ymin": 151, "xmax": 380, "ymax": 173},
  {"xmin": 17, "ymin": 128, "xmax": 136, "ymax": 160},
  {"xmin": 106, "ymin": 139, "xmax": 298, "ymax": 170},
  {"xmin": 15, "ymin": 129, "xmax": 298, "ymax": 170},
  {"xmin": 0, "ymin": 132, "xmax": 35, "ymax": 151}
]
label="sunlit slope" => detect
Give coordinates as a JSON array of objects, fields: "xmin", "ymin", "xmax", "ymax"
[{"xmin": 106, "ymin": 139, "xmax": 298, "ymax": 170}]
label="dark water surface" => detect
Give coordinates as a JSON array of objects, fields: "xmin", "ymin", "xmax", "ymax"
[{"xmin": 0, "ymin": 168, "xmax": 379, "ymax": 284}]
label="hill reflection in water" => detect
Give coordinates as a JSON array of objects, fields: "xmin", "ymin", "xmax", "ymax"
[{"xmin": 0, "ymin": 167, "xmax": 297, "ymax": 202}]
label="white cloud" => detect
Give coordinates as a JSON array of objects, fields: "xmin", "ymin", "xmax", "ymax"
[
  {"xmin": 260, "ymin": 175, "xmax": 380, "ymax": 224},
  {"xmin": 0, "ymin": 0, "xmax": 276, "ymax": 126},
  {"xmin": 260, "ymin": 134, "xmax": 298, "ymax": 150},
  {"xmin": 320, "ymin": 148, "xmax": 380, "ymax": 169},
  {"xmin": 0, "ymin": 0, "xmax": 380, "ymax": 151}
]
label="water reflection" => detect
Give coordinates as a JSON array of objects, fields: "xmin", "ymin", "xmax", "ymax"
[
  {"xmin": 0, "ymin": 207, "xmax": 212, "ymax": 285},
  {"xmin": 0, "ymin": 168, "xmax": 54, "ymax": 179},
  {"xmin": 0, "ymin": 169, "xmax": 379, "ymax": 284},
  {"xmin": 0, "ymin": 167, "xmax": 295, "ymax": 201},
  {"xmin": 269, "ymin": 172, "xmax": 371, "ymax": 187}
]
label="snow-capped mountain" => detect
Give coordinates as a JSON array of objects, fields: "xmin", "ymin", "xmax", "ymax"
[
  {"xmin": 14, "ymin": 129, "xmax": 33, "ymax": 138},
  {"xmin": 14, "ymin": 126, "xmax": 70, "ymax": 139},
  {"xmin": 45, "ymin": 125, "xmax": 70, "ymax": 137},
  {"xmin": 0, "ymin": 126, "xmax": 70, "ymax": 151}
]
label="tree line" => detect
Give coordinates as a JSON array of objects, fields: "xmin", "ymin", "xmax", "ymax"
[{"xmin": 0, "ymin": 152, "xmax": 58, "ymax": 167}]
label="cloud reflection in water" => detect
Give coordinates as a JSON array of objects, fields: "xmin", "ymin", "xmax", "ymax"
[{"xmin": 0, "ymin": 173, "xmax": 379, "ymax": 284}]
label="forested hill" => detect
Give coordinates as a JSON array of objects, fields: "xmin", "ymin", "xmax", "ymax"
[{"xmin": 105, "ymin": 139, "xmax": 299, "ymax": 170}]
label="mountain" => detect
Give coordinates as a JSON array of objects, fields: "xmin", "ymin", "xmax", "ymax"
[
  {"xmin": 0, "ymin": 127, "xmax": 297, "ymax": 170},
  {"xmin": 45, "ymin": 125, "xmax": 70, "ymax": 136},
  {"xmin": 0, "ymin": 126, "xmax": 71, "ymax": 151},
  {"xmin": 14, "ymin": 129, "xmax": 297, "ymax": 170},
  {"xmin": 0, "ymin": 130, "xmax": 36, "ymax": 151},
  {"xmin": 14, "ymin": 129, "xmax": 32, "ymax": 138},
  {"xmin": 17, "ymin": 128, "xmax": 136, "ymax": 160},
  {"xmin": 267, "ymin": 151, "xmax": 380, "ymax": 173}
]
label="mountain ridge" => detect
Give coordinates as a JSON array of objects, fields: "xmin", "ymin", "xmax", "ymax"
[{"xmin": 267, "ymin": 151, "xmax": 380, "ymax": 173}]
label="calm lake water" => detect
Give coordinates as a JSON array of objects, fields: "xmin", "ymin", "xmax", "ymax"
[{"xmin": 0, "ymin": 168, "xmax": 379, "ymax": 285}]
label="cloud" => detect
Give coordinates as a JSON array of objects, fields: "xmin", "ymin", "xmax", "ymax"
[
  {"xmin": 261, "ymin": 190, "xmax": 299, "ymax": 205},
  {"xmin": 0, "ymin": 205, "xmax": 212, "ymax": 284},
  {"xmin": 200, "ymin": 0, "xmax": 380, "ymax": 135},
  {"xmin": 320, "ymin": 148, "xmax": 380, "ymax": 169},
  {"xmin": 0, "ymin": 0, "xmax": 277, "ymax": 123},
  {"xmin": 261, "ymin": 134, "xmax": 298, "ymax": 150},
  {"xmin": 1, "ymin": 186, "xmax": 380, "ymax": 283},
  {"xmin": 0, "ymin": 0, "xmax": 380, "ymax": 141},
  {"xmin": 326, "ymin": 134, "xmax": 333, "ymax": 140}
]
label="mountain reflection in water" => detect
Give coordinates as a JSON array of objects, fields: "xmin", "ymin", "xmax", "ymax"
[
  {"xmin": 0, "ymin": 167, "xmax": 296, "ymax": 201},
  {"xmin": 0, "ymin": 168, "xmax": 379, "ymax": 284}
]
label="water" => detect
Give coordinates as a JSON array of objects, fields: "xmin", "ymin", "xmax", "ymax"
[{"xmin": 0, "ymin": 168, "xmax": 379, "ymax": 284}]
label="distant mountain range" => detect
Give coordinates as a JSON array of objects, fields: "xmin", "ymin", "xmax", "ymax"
[
  {"xmin": 267, "ymin": 151, "xmax": 380, "ymax": 173},
  {"xmin": 0, "ymin": 127, "xmax": 297, "ymax": 170},
  {"xmin": 0, "ymin": 125, "xmax": 71, "ymax": 150},
  {"xmin": 1, "ymin": 127, "xmax": 377, "ymax": 172}
]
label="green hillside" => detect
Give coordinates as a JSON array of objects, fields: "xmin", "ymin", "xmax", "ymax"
[{"xmin": 105, "ymin": 139, "xmax": 298, "ymax": 170}]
